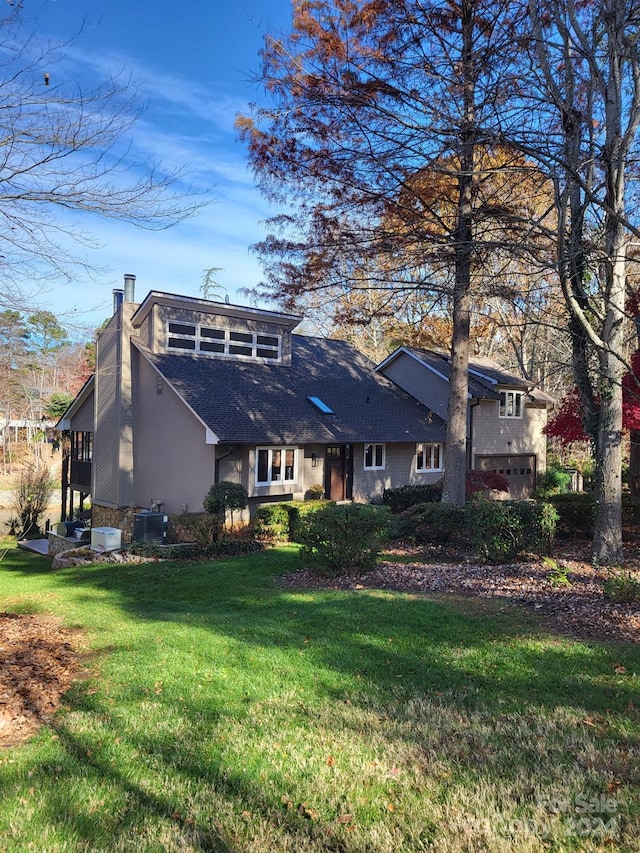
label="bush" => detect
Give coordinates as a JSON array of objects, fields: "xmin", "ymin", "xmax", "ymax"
[
  {"xmin": 173, "ymin": 512, "xmax": 219, "ymax": 547},
  {"xmin": 464, "ymin": 499, "xmax": 558, "ymax": 564},
  {"xmin": 203, "ymin": 481, "xmax": 249, "ymax": 532},
  {"xmin": 254, "ymin": 503, "xmax": 290, "ymax": 540},
  {"xmin": 465, "ymin": 469, "xmax": 509, "ymax": 497},
  {"xmin": 297, "ymin": 503, "xmax": 390, "ymax": 576},
  {"xmin": 396, "ymin": 502, "xmax": 468, "ymax": 545},
  {"xmin": 128, "ymin": 538, "xmax": 263, "ymax": 561},
  {"xmin": 305, "ymin": 483, "xmax": 325, "ymax": 500},
  {"xmin": 535, "ymin": 467, "xmax": 573, "ymax": 499},
  {"xmin": 254, "ymin": 499, "xmax": 328, "ymax": 541},
  {"xmin": 547, "ymin": 493, "xmax": 596, "ymax": 538},
  {"xmin": 11, "ymin": 464, "xmax": 54, "ymax": 538},
  {"xmin": 603, "ymin": 569, "xmax": 640, "ymax": 603},
  {"xmin": 382, "ymin": 483, "xmax": 443, "ymax": 512}
]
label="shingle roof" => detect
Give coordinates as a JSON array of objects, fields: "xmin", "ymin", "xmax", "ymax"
[
  {"xmin": 139, "ymin": 335, "xmax": 446, "ymax": 445},
  {"xmin": 402, "ymin": 347, "xmax": 554, "ymax": 403}
]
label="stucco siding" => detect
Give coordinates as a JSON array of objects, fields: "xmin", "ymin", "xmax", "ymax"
[
  {"xmin": 93, "ymin": 316, "xmax": 121, "ymax": 506},
  {"xmin": 351, "ymin": 442, "xmax": 442, "ymax": 502},
  {"xmin": 133, "ymin": 351, "xmax": 216, "ymax": 514}
]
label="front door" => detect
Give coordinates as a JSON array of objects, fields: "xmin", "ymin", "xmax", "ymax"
[{"xmin": 324, "ymin": 445, "xmax": 353, "ymax": 500}]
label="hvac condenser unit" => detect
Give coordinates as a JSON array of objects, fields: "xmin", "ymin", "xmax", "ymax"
[{"xmin": 133, "ymin": 511, "xmax": 168, "ymax": 545}]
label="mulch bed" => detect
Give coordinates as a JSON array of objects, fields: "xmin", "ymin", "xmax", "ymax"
[{"xmin": 280, "ymin": 543, "xmax": 640, "ymax": 645}]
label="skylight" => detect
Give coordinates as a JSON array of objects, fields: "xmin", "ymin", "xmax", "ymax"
[{"xmin": 308, "ymin": 396, "xmax": 334, "ymax": 414}]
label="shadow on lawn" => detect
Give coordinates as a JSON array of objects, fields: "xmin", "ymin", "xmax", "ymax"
[
  {"xmin": 43, "ymin": 549, "xmax": 640, "ymax": 715},
  {"xmin": 2, "ymin": 548, "xmax": 639, "ymax": 850}
]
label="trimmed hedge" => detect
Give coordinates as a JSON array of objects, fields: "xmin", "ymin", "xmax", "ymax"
[
  {"xmin": 464, "ymin": 499, "xmax": 558, "ymax": 563},
  {"xmin": 382, "ymin": 484, "xmax": 442, "ymax": 512},
  {"xmin": 254, "ymin": 500, "xmax": 329, "ymax": 541},
  {"xmin": 297, "ymin": 503, "xmax": 390, "ymax": 576}
]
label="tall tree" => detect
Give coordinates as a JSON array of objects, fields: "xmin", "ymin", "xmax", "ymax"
[
  {"xmin": 519, "ymin": 0, "xmax": 640, "ymax": 564},
  {"xmin": 0, "ymin": 6, "xmax": 202, "ymax": 311},
  {"xmin": 239, "ymin": 0, "xmax": 533, "ymax": 504}
]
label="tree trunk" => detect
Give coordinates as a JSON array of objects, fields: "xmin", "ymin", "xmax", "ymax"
[{"xmin": 442, "ymin": 0, "xmax": 474, "ymax": 506}]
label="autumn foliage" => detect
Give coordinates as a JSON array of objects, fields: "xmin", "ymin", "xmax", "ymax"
[{"xmin": 545, "ymin": 352, "xmax": 640, "ymax": 445}]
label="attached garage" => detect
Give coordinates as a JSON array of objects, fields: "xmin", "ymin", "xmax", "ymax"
[{"xmin": 475, "ymin": 454, "xmax": 536, "ymax": 500}]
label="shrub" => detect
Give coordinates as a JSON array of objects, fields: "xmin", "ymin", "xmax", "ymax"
[
  {"xmin": 128, "ymin": 538, "xmax": 263, "ymax": 561},
  {"xmin": 173, "ymin": 512, "xmax": 219, "ymax": 547},
  {"xmin": 603, "ymin": 569, "xmax": 640, "ymax": 603},
  {"xmin": 535, "ymin": 467, "xmax": 573, "ymax": 499},
  {"xmin": 464, "ymin": 499, "xmax": 558, "ymax": 564},
  {"xmin": 547, "ymin": 493, "xmax": 596, "ymax": 538},
  {"xmin": 305, "ymin": 483, "xmax": 325, "ymax": 500},
  {"xmin": 465, "ymin": 469, "xmax": 509, "ymax": 497},
  {"xmin": 382, "ymin": 483, "xmax": 442, "ymax": 512},
  {"xmin": 11, "ymin": 464, "xmax": 54, "ymax": 538},
  {"xmin": 396, "ymin": 502, "xmax": 467, "ymax": 545},
  {"xmin": 297, "ymin": 503, "xmax": 390, "ymax": 576},
  {"xmin": 203, "ymin": 481, "xmax": 249, "ymax": 531},
  {"xmin": 254, "ymin": 503, "xmax": 290, "ymax": 540}
]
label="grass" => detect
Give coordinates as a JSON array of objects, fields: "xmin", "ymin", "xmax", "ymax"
[{"xmin": 0, "ymin": 541, "xmax": 639, "ymax": 852}]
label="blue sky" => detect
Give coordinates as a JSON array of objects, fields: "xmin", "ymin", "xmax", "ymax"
[{"xmin": 29, "ymin": 0, "xmax": 293, "ymax": 333}]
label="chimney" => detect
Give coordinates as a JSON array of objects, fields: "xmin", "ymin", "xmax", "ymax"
[
  {"xmin": 123, "ymin": 273, "xmax": 136, "ymax": 303},
  {"xmin": 113, "ymin": 289, "xmax": 124, "ymax": 312}
]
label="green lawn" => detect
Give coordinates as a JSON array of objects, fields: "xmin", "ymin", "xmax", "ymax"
[{"xmin": 0, "ymin": 543, "xmax": 638, "ymax": 852}]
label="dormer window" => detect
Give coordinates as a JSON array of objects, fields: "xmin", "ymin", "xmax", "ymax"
[
  {"xmin": 167, "ymin": 321, "xmax": 281, "ymax": 361},
  {"xmin": 499, "ymin": 390, "xmax": 524, "ymax": 418}
]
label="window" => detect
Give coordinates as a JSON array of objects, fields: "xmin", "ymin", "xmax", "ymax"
[
  {"xmin": 416, "ymin": 442, "xmax": 442, "ymax": 472},
  {"xmin": 364, "ymin": 443, "xmax": 385, "ymax": 470},
  {"xmin": 256, "ymin": 446, "xmax": 298, "ymax": 486},
  {"xmin": 167, "ymin": 321, "xmax": 281, "ymax": 361},
  {"xmin": 499, "ymin": 390, "xmax": 524, "ymax": 418}
]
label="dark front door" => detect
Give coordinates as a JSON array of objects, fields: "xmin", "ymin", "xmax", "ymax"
[{"xmin": 324, "ymin": 445, "xmax": 353, "ymax": 501}]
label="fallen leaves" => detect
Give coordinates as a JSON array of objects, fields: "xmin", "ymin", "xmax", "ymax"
[{"xmin": 0, "ymin": 612, "xmax": 86, "ymax": 747}]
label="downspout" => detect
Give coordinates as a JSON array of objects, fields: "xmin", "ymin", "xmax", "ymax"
[
  {"xmin": 214, "ymin": 445, "xmax": 234, "ymax": 483},
  {"xmin": 468, "ymin": 399, "xmax": 480, "ymax": 470}
]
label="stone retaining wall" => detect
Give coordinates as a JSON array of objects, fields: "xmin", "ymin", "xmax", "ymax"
[{"xmin": 91, "ymin": 505, "xmax": 136, "ymax": 545}]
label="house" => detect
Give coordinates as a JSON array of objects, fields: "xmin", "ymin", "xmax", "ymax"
[
  {"xmin": 376, "ymin": 347, "xmax": 554, "ymax": 500},
  {"xmin": 57, "ymin": 279, "xmax": 551, "ymax": 542}
]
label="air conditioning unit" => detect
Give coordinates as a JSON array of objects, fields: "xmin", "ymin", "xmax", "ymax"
[{"xmin": 133, "ymin": 511, "xmax": 168, "ymax": 545}]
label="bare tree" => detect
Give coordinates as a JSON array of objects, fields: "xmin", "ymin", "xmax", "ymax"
[
  {"xmin": 0, "ymin": 7, "xmax": 203, "ymax": 311},
  {"xmin": 519, "ymin": 0, "xmax": 640, "ymax": 564}
]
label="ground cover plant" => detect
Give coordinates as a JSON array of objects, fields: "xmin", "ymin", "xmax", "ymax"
[{"xmin": 0, "ymin": 541, "xmax": 638, "ymax": 851}]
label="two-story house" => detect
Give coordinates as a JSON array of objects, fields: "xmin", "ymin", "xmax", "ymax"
[{"xmin": 58, "ymin": 279, "xmax": 552, "ymax": 541}]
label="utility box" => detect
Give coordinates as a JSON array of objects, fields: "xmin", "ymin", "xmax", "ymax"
[
  {"xmin": 91, "ymin": 526, "xmax": 122, "ymax": 551},
  {"xmin": 133, "ymin": 512, "xmax": 168, "ymax": 545}
]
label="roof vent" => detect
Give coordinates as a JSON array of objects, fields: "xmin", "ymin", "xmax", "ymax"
[{"xmin": 308, "ymin": 396, "xmax": 334, "ymax": 414}]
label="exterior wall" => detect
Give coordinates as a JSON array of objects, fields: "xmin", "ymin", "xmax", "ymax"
[
  {"xmin": 351, "ymin": 442, "xmax": 443, "ymax": 502},
  {"xmin": 471, "ymin": 398, "xmax": 547, "ymax": 472},
  {"xmin": 93, "ymin": 302, "xmax": 138, "ymax": 509},
  {"xmin": 68, "ymin": 391, "xmax": 94, "ymax": 432},
  {"xmin": 91, "ymin": 504, "xmax": 136, "ymax": 545},
  {"xmin": 147, "ymin": 303, "xmax": 294, "ymax": 365},
  {"xmin": 381, "ymin": 353, "xmax": 450, "ymax": 420},
  {"xmin": 132, "ymin": 350, "xmax": 217, "ymax": 515},
  {"xmin": 93, "ymin": 313, "xmax": 122, "ymax": 507}
]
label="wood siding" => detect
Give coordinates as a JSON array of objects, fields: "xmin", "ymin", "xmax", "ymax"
[
  {"xmin": 471, "ymin": 399, "xmax": 547, "ymax": 472},
  {"xmin": 381, "ymin": 353, "xmax": 450, "ymax": 420}
]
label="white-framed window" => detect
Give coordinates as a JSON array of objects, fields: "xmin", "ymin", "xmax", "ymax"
[
  {"xmin": 167, "ymin": 321, "xmax": 281, "ymax": 362},
  {"xmin": 416, "ymin": 442, "xmax": 443, "ymax": 472},
  {"xmin": 364, "ymin": 443, "xmax": 385, "ymax": 470},
  {"xmin": 499, "ymin": 390, "xmax": 524, "ymax": 418},
  {"xmin": 256, "ymin": 446, "xmax": 298, "ymax": 486}
]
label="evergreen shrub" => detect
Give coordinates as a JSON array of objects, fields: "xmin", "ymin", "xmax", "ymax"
[
  {"xmin": 465, "ymin": 499, "xmax": 558, "ymax": 563},
  {"xmin": 297, "ymin": 503, "xmax": 390, "ymax": 576}
]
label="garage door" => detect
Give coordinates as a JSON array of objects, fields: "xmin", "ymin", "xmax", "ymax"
[{"xmin": 475, "ymin": 454, "xmax": 536, "ymax": 500}]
